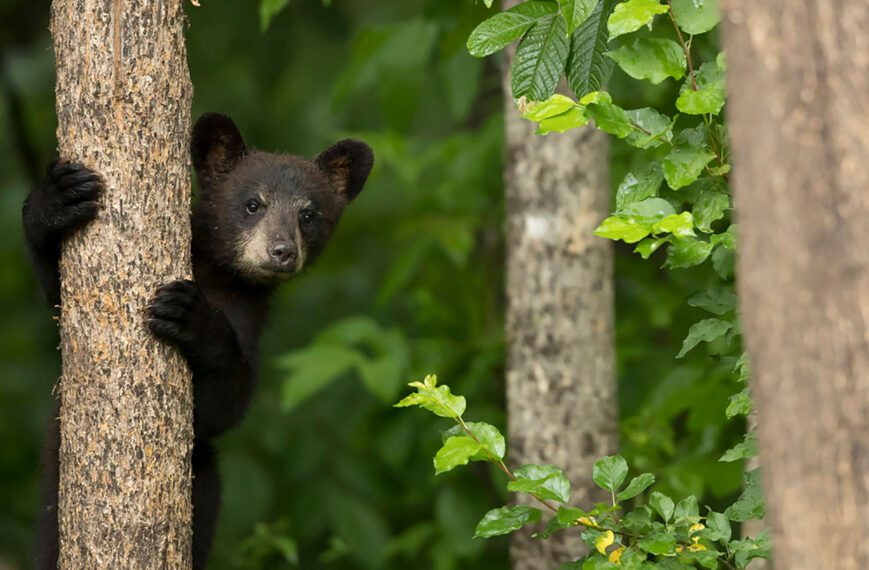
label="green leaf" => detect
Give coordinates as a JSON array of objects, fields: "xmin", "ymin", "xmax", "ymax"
[
  {"xmin": 606, "ymin": 38, "xmax": 686, "ymax": 84},
  {"xmin": 620, "ymin": 197, "xmax": 676, "ymax": 223},
  {"xmin": 434, "ymin": 436, "xmax": 482, "ymax": 475},
  {"xmin": 467, "ymin": 2, "xmax": 559, "ymax": 58},
  {"xmin": 277, "ymin": 317, "xmax": 409, "ymax": 408},
  {"xmin": 394, "ymin": 375, "xmax": 467, "ymax": 419},
  {"xmin": 580, "ymin": 89, "xmax": 611, "ymax": 103},
  {"xmin": 566, "ymin": 0, "xmax": 617, "ymax": 97},
  {"xmin": 617, "ymin": 473, "xmax": 655, "ymax": 500},
  {"xmin": 676, "ymin": 86, "xmax": 725, "ymax": 115},
  {"xmin": 522, "ymin": 94, "xmax": 590, "ymax": 133},
  {"xmin": 593, "ymin": 455, "xmax": 629, "ymax": 493},
  {"xmin": 692, "ymin": 183, "xmax": 729, "ymax": 232},
  {"xmin": 559, "ymin": 0, "xmax": 601, "ymax": 35},
  {"xmin": 442, "ymin": 421, "xmax": 506, "ymax": 460},
  {"xmin": 674, "ymin": 495, "xmax": 699, "ymax": 521},
  {"xmin": 621, "ymin": 506, "xmax": 654, "ymax": 533},
  {"xmin": 607, "ymin": 0, "xmax": 669, "ymax": 39},
  {"xmin": 624, "ymin": 107, "xmax": 674, "ymax": 148},
  {"xmin": 468, "ymin": 13, "xmax": 538, "ymax": 58},
  {"xmin": 637, "ymin": 530, "xmax": 676, "ymax": 555},
  {"xmin": 533, "ymin": 515, "xmax": 573, "ymax": 538},
  {"xmin": 580, "ymin": 555, "xmax": 620, "ymax": 569},
  {"xmin": 649, "ymin": 491, "xmax": 674, "ymax": 523},
  {"xmin": 474, "ymin": 505, "xmax": 542, "ymax": 538},
  {"xmin": 538, "ymin": 107, "xmax": 590, "ymax": 133},
  {"xmin": 705, "ymin": 510, "xmax": 732, "ymax": 542},
  {"xmin": 522, "ymin": 94, "xmax": 578, "ymax": 121},
  {"xmin": 671, "ymin": 0, "xmax": 720, "ymax": 34},
  {"xmin": 730, "ymin": 531, "xmax": 771, "ymax": 568},
  {"xmin": 615, "ymin": 163, "xmax": 664, "ymax": 209},
  {"xmin": 557, "ymin": 506, "xmax": 590, "ymax": 526},
  {"xmin": 259, "ymin": 0, "xmax": 291, "ymax": 32},
  {"xmin": 279, "ymin": 345, "xmax": 362, "ymax": 410},
  {"xmin": 676, "ymin": 317, "xmax": 733, "ymax": 358},
  {"xmin": 513, "ymin": 0, "xmax": 569, "ymax": 18},
  {"xmin": 585, "ymin": 100, "xmax": 634, "ymax": 137},
  {"xmin": 666, "ymin": 237, "xmax": 712, "ymax": 268},
  {"xmin": 733, "ymin": 352, "xmax": 750, "ymax": 382},
  {"xmin": 619, "ymin": 547, "xmax": 649, "ymax": 569},
  {"xmin": 511, "ymin": 14, "xmax": 571, "ymax": 101},
  {"xmin": 681, "ymin": 548, "xmax": 721, "ymax": 569},
  {"xmin": 726, "ymin": 387, "xmax": 752, "ymax": 419},
  {"xmin": 663, "ymin": 145, "xmax": 716, "ymax": 190},
  {"xmin": 676, "ymin": 58, "xmax": 726, "ymax": 115},
  {"xmin": 687, "ymin": 288, "xmax": 737, "ymax": 315},
  {"xmin": 711, "ymin": 244, "xmax": 734, "ymax": 279},
  {"xmin": 653, "ymin": 212, "xmax": 695, "ymax": 238},
  {"xmin": 720, "ymin": 432, "xmax": 757, "ymax": 463},
  {"xmin": 593, "ymin": 216, "xmax": 651, "ymax": 243},
  {"xmin": 508, "ymin": 464, "xmax": 572, "ymax": 503},
  {"xmin": 634, "ymin": 236, "xmax": 670, "ymax": 259}
]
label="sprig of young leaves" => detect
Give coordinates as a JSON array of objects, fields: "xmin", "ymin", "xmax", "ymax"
[
  {"xmin": 396, "ymin": 377, "xmax": 769, "ymax": 568},
  {"xmin": 396, "ymin": 374, "xmax": 563, "ymax": 520}
]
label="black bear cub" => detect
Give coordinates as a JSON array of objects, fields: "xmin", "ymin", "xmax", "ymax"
[{"xmin": 23, "ymin": 113, "xmax": 374, "ymax": 569}]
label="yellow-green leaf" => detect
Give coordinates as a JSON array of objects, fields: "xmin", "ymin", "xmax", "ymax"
[
  {"xmin": 433, "ymin": 436, "xmax": 482, "ymax": 474},
  {"xmin": 653, "ymin": 212, "xmax": 695, "ymax": 237},
  {"xmin": 607, "ymin": 0, "xmax": 669, "ymax": 39},
  {"xmin": 593, "ymin": 216, "xmax": 651, "ymax": 244},
  {"xmin": 606, "ymin": 38, "xmax": 686, "ymax": 84}
]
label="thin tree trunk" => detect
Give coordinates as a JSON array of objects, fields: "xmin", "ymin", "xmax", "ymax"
[
  {"xmin": 501, "ymin": 4, "xmax": 618, "ymax": 565},
  {"xmin": 722, "ymin": 2, "xmax": 869, "ymax": 568},
  {"xmin": 51, "ymin": 0, "xmax": 194, "ymax": 566}
]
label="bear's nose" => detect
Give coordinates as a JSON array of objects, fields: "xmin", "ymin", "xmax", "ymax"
[{"xmin": 269, "ymin": 243, "xmax": 297, "ymax": 266}]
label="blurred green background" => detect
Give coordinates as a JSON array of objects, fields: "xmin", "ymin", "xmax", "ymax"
[{"xmin": 0, "ymin": 1, "xmax": 741, "ymax": 568}]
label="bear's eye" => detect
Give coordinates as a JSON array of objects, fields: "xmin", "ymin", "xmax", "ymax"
[
  {"xmin": 300, "ymin": 210, "xmax": 315, "ymax": 225},
  {"xmin": 245, "ymin": 200, "xmax": 260, "ymax": 215}
]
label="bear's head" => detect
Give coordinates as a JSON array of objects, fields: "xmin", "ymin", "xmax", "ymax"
[{"xmin": 190, "ymin": 113, "xmax": 373, "ymax": 284}]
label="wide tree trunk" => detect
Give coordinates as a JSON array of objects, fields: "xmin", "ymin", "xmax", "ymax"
[
  {"xmin": 501, "ymin": 4, "xmax": 618, "ymax": 566},
  {"xmin": 51, "ymin": 0, "xmax": 194, "ymax": 566},
  {"xmin": 722, "ymin": 2, "xmax": 869, "ymax": 568}
]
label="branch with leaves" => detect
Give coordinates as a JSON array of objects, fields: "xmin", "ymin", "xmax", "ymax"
[{"xmin": 396, "ymin": 376, "xmax": 769, "ymax": 569}]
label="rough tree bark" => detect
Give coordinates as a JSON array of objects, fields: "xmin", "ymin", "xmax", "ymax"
[
  {"xmin": 51, "ymin": 0, "xmax": 194, "ymax": 566},
  {"xmin": 502, "ymin": 3, "xmax": 618, "ymax": 566},
  {"xmin": 722, "ymin": 2, "xmax": 869, "ymax": 568}
]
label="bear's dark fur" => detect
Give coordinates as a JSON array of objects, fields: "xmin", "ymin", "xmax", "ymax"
[{"xmin": 23, "ymin": 113, "xmax": 373, "ymax": 569}]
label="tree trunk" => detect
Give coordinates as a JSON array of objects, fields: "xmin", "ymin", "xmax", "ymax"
[
  {"xmin": 501, "ymin": 5, "xmax": 618, "ymax": 566},
  {"xmin": 722, "ymin": 2, "xmax": 869, "ymax": 568},
  {"xmin": 51, "ymin": 0, "xmax": 194, "ymax": 566}
]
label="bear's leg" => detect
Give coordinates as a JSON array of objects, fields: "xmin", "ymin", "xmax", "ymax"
[
  {"xmin": 34, "ymin": 399, "xmax": 60, "ymax": 570},
  {"xmin": 193, "ymin": 440, "xmax": 221, "ymax": 570}
]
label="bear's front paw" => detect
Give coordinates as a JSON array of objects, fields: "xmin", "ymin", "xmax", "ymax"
[
  {"xmin": 24, "ymin": 158, "xmax": 104, "ymax": 246},
  {"xmin": 145, "ymin": 279, "xmax": 213, "ymax": 355},
  {"xmin": 23, "ymin": 159, "xmax": 105, "ymax": 250}
]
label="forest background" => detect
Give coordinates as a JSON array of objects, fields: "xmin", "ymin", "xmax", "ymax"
[{"xmin": 0, "ymin": 0, "xmax": 743, "ymax": 568}]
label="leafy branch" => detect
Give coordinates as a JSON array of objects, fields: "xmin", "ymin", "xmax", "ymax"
[{"xmin": 396, "ymin": 376, "xmax": 770, "ymax": 568}]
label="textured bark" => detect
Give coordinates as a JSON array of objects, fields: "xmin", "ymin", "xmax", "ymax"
[
  {"xmin": 51, "ymin": 0, "xmax": 194, "ymax": 567},
  {"xmin": 502, "ymin": 3, "xmax": 618, "ymax": 566},
  {"xmin": 721, "ymin": 1, "xmax": 869, "ymax": 568}
]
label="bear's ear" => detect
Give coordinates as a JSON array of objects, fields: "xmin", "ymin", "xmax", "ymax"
[
  {"xmin": 191, "ymin": 113, "xmax": 247, "ymax": 185},
  {"xmin": 315, "ymin": 139, "xmax": 374, "ymax": 202}
]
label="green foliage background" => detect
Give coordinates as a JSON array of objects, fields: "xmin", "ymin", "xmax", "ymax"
[{"xmin": 0, "ymin": 0, "xmax": 742, "ymax": 568}]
